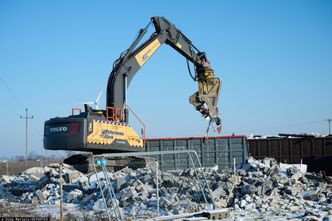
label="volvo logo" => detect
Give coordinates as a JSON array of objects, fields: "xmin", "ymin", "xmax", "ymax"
[{"xmin": 50, "ymin": 127, "xmax": 68, "ymax": 132}]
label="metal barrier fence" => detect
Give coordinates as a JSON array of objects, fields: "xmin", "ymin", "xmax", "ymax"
[
  {"xmin": 91, "ymin": 150, "xmax": 216, "ymax": 221},
  {"xmin": 146, "ymin": 136, "xmax": 248, "ymax": 171}
]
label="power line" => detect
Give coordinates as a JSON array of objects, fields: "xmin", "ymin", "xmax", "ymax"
[
  {"xmin": 0, "ymin": 76, "xmax": 25, "ymax": 108},
  {"xmin": 0, "ymin": 98, "xmax": 16, "ymax": 113}
]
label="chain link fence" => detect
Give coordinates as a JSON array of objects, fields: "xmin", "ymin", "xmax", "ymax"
[
  {"xmin": 0, "ymin": 159, "xmax": 62, "ymax": 176},
  {"xmin": 91, "ymin": 150, "xmax": 216, "ymax": 220}
]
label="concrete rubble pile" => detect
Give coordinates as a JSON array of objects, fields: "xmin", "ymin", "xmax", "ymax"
[
  {"xmin": 0, "ymin": 162, "xmax": 208, "ymax": 218},
  {"xmin": 0, "ymin": 157, "xmax": 331, "ymax": 220},
  {"xmin": 211, "ymin": 157, "xmax": 332, "ymax": 220}
]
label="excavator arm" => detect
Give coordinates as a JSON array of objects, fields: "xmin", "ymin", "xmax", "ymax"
[{"xmin": 106, "ymin": 16, "xmax": 221, "ymax": 132}]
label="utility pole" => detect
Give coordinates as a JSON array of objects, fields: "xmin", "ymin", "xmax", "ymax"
[
  {"xmin": 20, "ymin": 108, "xmax": 33, "ymax": 161},
  {"xmin": 327, "ymin": 119, "xmax": 332, "ymax": 135}
]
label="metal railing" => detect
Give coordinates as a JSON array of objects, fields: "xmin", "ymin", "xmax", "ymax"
[{"xmin": 91, "ymin": 150, "xmax": 215, "ymax": 221}]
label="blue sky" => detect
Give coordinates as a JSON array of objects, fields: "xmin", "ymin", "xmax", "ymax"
[{"xmin": 0, "ymin": 0, "xmax": 331, "ymax": 157}]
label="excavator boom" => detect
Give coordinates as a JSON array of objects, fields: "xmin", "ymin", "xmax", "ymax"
[{"xmin": 107, "ymin": 16, "xmax": 221, "ymax": 129}]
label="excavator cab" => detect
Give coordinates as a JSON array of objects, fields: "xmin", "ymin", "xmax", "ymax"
[{"xmin": 44, "ymin": 104, "xmax": 144, "ymax": 153}]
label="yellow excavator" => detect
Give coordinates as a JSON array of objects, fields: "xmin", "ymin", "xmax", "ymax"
[{"xmin": 44, "ymin": 16, "xmax": 221, "ymax": 154}]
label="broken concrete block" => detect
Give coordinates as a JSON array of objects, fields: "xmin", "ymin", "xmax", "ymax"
[
  {"xmin": 240, "ymin": 199, "xmax": 246, "ymax": 208},
  {"xmin": 258, "ymin": 162, "xmax": 266, "ymax": 169},
  {"xmin": 183, "ymin": 168, "xmax": 195, "ymax": 177},
  {"xmin": 62, "ymin": 170, "xmax": 83, "ymax": 184},
  {"xmin": 29, "ymin": 175, "xmax": 40, "ymax": 182},
  {"xmin": 62, "ymin": 184, "xmax": 80, "ymax": 193},
  {"xmin": 31, "ymin": 197, "xmax": 39, "ymax": 205},
  {"xmin": 288, "ymin": 205, "xmax": 299, "ymax": 212},
  {"xmin": 68, "ymin": 189, "xmax": 83, "ymax": 202},
  {"xmin": 268, "ymin": 188, "xmax": 279, "ymax": 197},
  {"xmin": 250, "ymin": 171, "xmax": 263, "ymax": 177},
  {"xmin": 240, "ymin": 163, "xmax": 251, "ymax": 171},
  {"xmin": 318, "ymin": 195, "xmax": 327, "ymax": 204},
  {"xmin": 161, "ymin": 173, "xmax": 180, "ymax": 188},
  {"xmin": 261, "ymin": 203, "xmax": 268, "ymax": 209},
  {"xmin": 93, "ymin": 198, "xmax": 106, "ymax": 211},
  {"xmin": 304, "ymin": 200, "xmax": 314, "ymax": 207},
  {"xmin": 241, "ymin": 184, "xmax": 258, "ymax": 195},
  {"xmin": 77, "ymin": 175, "xmax": 89, "ymax": 186},
  {"xmin": 324, "ymin": 215, "xmax": 332, "ymax": 221},
  {"xmin": 143, "ymin": 174, "xmax": 152, "ymax": 184},
  {"xmin": 303, "ymin": 215, "xmax": 321, "ymax": 221},
  {"xmin": 284, "ymin": 187, "xmax": 299, "ymax": 196},
  {"xmin": 298, "ymin": 189, "xmax": 320, "ymax": 201},
  {"xmin": 1, "ymin": 175, "xmax": 13, "ymax": 183},
  {"xmin": 36, "ymin": 190, "xmax": 45, "ymax": 202},
  {"xmin": 237, "ymin": 169, "xmax": 247, "ymax": 176},
  {"xmin": 88, "ymin": 171, "xmax": 112, "ymax": 187},
  {"xmin": 47, "ymin": 163, "xmax": 61, "ymax": 168},
  {"xmin": 117, "ymin": 176, "xmax": 127, "ymax": 191},
  {"xmin": 126, "ymin": 204, "xmax": 138, "ymax": 217},
  {"xmin": 172, "ymin": 201, "xmax": 188, "ymax": 215},
  {"xmin": 212, "ymin": 186, "xmax": 227, "ymax": 199},
  {"xmin": 135, "ymin": 181, "xmax": 148, "ymax": 193},
  {"xmin": 244, "ymin": 194, "xmax": 252, "ymax": 203},
  {"xmin": 81, "ymin": 192, "xmax": 97, "ymax": 205},
  {"xmin": 42, "ymin": 189, "xmax": 51, "ymax": 200},
  {"xmin": 290, "ymin": 172, "xmax": 303, "ymax": 183},
  {"xmin": 256, "ymin": 185, "xmax": 263, "ymax": 196},
  {"xmin": 120, "ymin": 187, "xmax": 138, "ymax": 202},
  {"xmin": 21, "ymin": 192, "xmax": 29, "ymax": 201},
  {"xmin": 24, "ymin": 167, "xmax": 45, "ymax": 180},
  {"xmin": 245, "ymin": 203, "xmax": 255, "ymax": 211},
  {"xmin": 263, "ymin": 158, "xmax": 273, "ymax": 168},
  {"xmin": 234, "ymin": 204, "xmax": 240, "ymax": 210}
]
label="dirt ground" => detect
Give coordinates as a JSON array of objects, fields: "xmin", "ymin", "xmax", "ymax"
[
  {"xmin": 0, "ymin": 200, "xmax": 35, "ymax": 217},
  {"xmin": 0, "ymin": 200, "xmax": 110, "ymax": 221}
]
